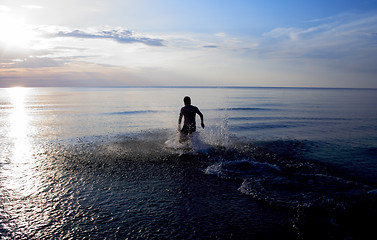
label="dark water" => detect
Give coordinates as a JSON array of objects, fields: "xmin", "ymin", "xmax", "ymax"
[{"xmin": 1, "ymin": 87, "xmax": 377, "ymax": 239}]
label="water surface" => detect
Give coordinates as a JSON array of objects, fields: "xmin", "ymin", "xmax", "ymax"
[{"xmin": 0, "ymin": 87, "xmax": 376, "ymax": 239}]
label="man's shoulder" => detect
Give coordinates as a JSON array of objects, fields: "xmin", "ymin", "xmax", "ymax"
[
  {"xmin": 192, "ymin": 105, "xmax": 200, "ymax": 111},
  {"xmin": 189, "ymin": 105, "xmax": 199, "ymax": 111},
  {"xmin": 182, "ymin": 105, "xmax": 195, "ymax": 109},
  {"xmin": 181, "ymin": 105, "xmax": 199, "ymax": 112}
]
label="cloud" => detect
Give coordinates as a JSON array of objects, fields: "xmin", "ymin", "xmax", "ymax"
[
  {"xmin": 22, "ymin": 5, "xmax": 45, "ymax": 9},
  {"xmin": 247, "ymin": 12, "xmax": 377, "ymax": 87},
  {"xmin": 202, "ymin": 45, "xmax": 218, "ymax": 48},
  {"xmin": 0, "ymin": 43, "xmax": 90, "ymax": 70},
  {"xmin": 1, "ymin": 57, "xmax": 67, "ymax": 69},
  {"xmin": 260, "ymin": 12, "xmax": 377, "ymax": 61},
  {"xmin": 50, "ymin": 27, "xmax": 166, "ymax": 46},
  {"xmin": 215, "ymin": 32, "xmax": 227, "ymax": 37},
  {"xmin": 263, "ymin": 27, "xmax": 301, "ymax": 41},
  {"xmin": 0, "ymin": 61, "xmax": 170, "ymax": 88},
  {"xmin": 0, "ymin": 5, "xmax": 11, "ymax": 11},
  {"xmin": 1, "ymin": 23, "xmax": 171, "ymax": 72}
]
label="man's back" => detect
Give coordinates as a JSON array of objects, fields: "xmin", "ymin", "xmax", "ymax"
[{"xmin": 180, "ymin": 105, "xmax": 200, "ymax": 127}]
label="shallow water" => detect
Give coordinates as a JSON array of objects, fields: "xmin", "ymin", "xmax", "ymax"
[{"xmin": 1, "ymin": 87, "xmax": 377, "ymax": 239}]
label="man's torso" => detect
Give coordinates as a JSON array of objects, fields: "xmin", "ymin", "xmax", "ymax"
[{"xmin": 180, "ymin": 105, "xmax": 199, "ymax": 126}]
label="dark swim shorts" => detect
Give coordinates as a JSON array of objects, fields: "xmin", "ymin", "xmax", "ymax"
[{"xmin": 180, "ymin": 125, "xmax": 196, "ymax": 135}]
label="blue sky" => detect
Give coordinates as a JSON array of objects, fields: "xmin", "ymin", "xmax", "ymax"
[{"xmin": 1, "ymin": 0, "xmax": 377, "ymax": 87}]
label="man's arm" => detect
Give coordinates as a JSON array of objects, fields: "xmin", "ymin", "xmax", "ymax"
[
  {"xmin": 178, "ymin": 109, "xmax": 183, "ymax": 130},
  {"xmin": 178, "ymin": 112, "xmax": 183, "ymax": 124},
  {"xmin": 197, "ymin": 109, "xmax": 205, "ymax": 128}
]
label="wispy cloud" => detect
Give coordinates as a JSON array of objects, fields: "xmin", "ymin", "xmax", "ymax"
[
  {"xmin": 215, "ymin": 32, "xmax": 227, "ymax": 37},
  {"xmin": 202, "ymin": 45, "xmax": 218, "ymax": 48},
  {"xmin": 22, "ymin": 5, "xmax": 45, "ymax": 9},
  {"xmin": 260, "ymin": 12, "xmax": 377, "ymax": 61},
  {"xmin": 2, "ymin": 57, "xmax": 64, "ymax": 69},
  {"xmin": 47, "ymin": 27, "xmax": 166, "ymax": 46}
]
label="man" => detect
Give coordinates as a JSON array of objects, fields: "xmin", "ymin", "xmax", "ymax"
[{"xmin": 178, "ymin": 96, "xmax": 205, "ymax": 139}]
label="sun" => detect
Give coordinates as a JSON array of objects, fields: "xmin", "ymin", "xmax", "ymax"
[{"xmin": 0, "ymin": 13, "xmax": 37, "ymax": 48}]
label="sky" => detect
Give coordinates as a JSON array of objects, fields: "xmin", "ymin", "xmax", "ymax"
[{"xmin": 1, "ymin": 0, "xmax": 377, "ymax": 88}]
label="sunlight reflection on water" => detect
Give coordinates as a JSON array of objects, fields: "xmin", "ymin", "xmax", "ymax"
[
  {"xmin": 8, "ymin": 88, "xmax": 32, "ymax": 161},
  {"xmin": 1, "ymin": 88, "xmax": 46, "ymax": 237}
]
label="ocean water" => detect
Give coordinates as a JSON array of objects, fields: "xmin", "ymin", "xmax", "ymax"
[{"xmin": 0, "ymin": 87, "xmax": 376, "ymax": 239}]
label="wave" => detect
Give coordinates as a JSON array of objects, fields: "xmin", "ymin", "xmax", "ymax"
[
  {"xmin": 106, "ymin": 110, "xmax": 160, "ymax": 115},
  {"xmin": 229, "ymin": 116, "xmax": 350, "ymax": 121},
  {"xmin": 215, "ymin": 107, "xmax": 276, "ymax": 111},
  {"xmin": 230, "ymin": 123, "xmax": 301, "ymax": 130},
  {"xmin": 203, "ymin": 150, "xmax": 372, "ymax": 207},
  {"xmin": 204, "ymin": 159, "xmax": 280, "ymax": 179}
]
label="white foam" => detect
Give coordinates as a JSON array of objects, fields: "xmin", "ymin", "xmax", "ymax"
[
  {"xmin": 204, "ymin": 159, "xmax": 280, "ymax": 180},
  {"xmin": 201, "ymin": 118, "xmax": 230, "ymax": 147},
  {"xmin": 367, "ymin": 189, "xmax": 377, "ymax": 196},
  {"xmin": 164, "ymin": 133, "xmax": 183, "ymax": 149},
  {"xmin": 204, "ymin": 162, "xmax": 225, "ymax": 177},
  {"xmin": 164, "ymin": 128, "xmax": 214, "ymax": 153}
]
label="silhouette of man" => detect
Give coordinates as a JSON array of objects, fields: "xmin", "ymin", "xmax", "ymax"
[{"xmin": 178, "ymin": 96, "xmax": 204, "ymax": 139}]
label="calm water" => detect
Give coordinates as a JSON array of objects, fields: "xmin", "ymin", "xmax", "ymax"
[{"xmin": 0, "ymin": 87, "xmax": 376, "ymax": 239}]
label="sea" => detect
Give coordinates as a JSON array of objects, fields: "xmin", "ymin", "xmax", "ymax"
[{"xmin": 0, "ymin": 87, "xmax": 376, "ymax": 239}]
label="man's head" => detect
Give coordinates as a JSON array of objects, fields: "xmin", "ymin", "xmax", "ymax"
[{"xmin": 183, "ymin": 96, "xmax": 191, "ymax": 106}]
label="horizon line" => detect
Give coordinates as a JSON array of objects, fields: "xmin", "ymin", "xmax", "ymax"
[{"xmin": 2, "ymin": 86, "xmax": 377, "ymax": 90}]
